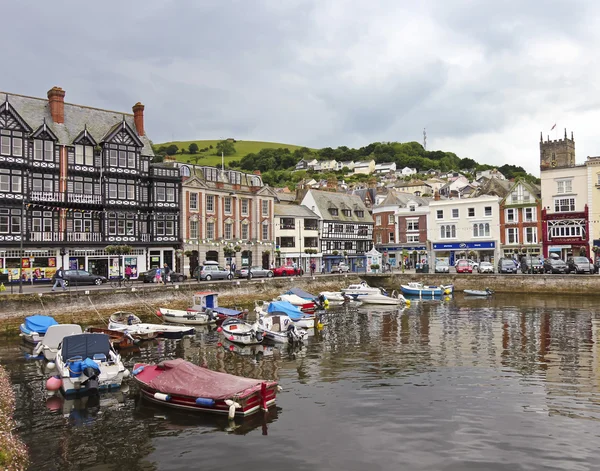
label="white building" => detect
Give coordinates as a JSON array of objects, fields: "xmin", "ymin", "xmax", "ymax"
[
  {"xmin": 375, "ymin": 162, "xmax": 396, "ymax": 174},
  {"xmin": 400, "ymin": 167, "xmax": 417, "ymax": 176},
  {"xmin": 353, "ymin": 160, "xmax": 376, "ymax": 175},
  {"xmin": 428, "ymin": 195, "xmax": 501, "ymax": 265},
  {"xmin": 273, "ymin": 204, "xmax": 321, "ymax": 273}
]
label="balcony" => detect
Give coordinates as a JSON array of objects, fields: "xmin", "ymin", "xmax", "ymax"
[
  {"xmin": 29, "ymin": 191, "xmax": 64, "ymax": 203},
  {"xmin": 304, "ymin": 224, "xmax": 319, "ymax": 231},
  {"xmin": 67, "ymin": 194, "xmax": 102, "ymax": 205},
  {"xmin": 66, "ymin": 232, "xmax": 103, "ymax": 242},
  {"xmin": 30, "ymin": 232, "xmax": 64, "ymax": 242},
  {"xmin": 140, "ymin": 233, "xmax": 151, "ymax": 242}
]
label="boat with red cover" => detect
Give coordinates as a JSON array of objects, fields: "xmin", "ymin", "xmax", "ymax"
[{"xmin": 132, "ymin": 358, "xmax": 278, "ymax": 417}]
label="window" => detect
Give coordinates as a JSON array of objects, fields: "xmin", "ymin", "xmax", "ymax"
[
  {"xmin": 342, "ymin": 209, "xmax": 351, "ymax": 217},
  {"xmin": 329, "ymin": 208, "xmax": 338, "ymax": 216},
  {"xmin": 108, "ymin": 180, "xmax": 136, "ymax": 200},
  {"xmin": 0, "ymin": 169, "xmax": 21, "ymax": 193},
  {"xmin": 189, "ymin": 193, "xmax": 198, "ymax": 211},
  {"xmin": 355, "ymin": 210, "xmax": 364, "ymax": 218},
  {"xmin": 407, "ymin": 234, "xmax": 419, "ymax": 243},
  {"xmin": 376, "ymin": 233, "xmax": 382, "ymax": 244},
  {"xmin": 525, "ymin": 227, "xmax": 537, "ymax": 244},
  {"xmin": 505, "ymin": 208, "xmax": 517, "ymax": 223},
  {"xmin": 452, "ymin": 208, "xmax": 459, "ymax": 218},
  {"xmin": 389, "ymin": 232, "xmax": 395, "ymax": 243},
  {"xmin": 557, "ymin": 180, "xmax": 572, "ymax": 194},
  {"xmin": 0, "ymin": 208, "xmax": 21, "ymax": 234},
  {"xmin": 376, "ymin": 216, "xmax": 381, "ymax": 225},
  {"xmin": 506, "ymin": 228, "xmax": 519, "ymax": 244},
  {"xmin": 0, "ymin": 131, "xmax": 22, "ymax": 157},
  {"xmin": 554, "ymin": 198, "xmax": 575, "ymax": 212},
  {"xmin": 388, "ymin": 215, "xmax": 394, "ymax": 225},
  {"xmin": 190, "ymin": 220, "xmax": 198, "ymax": 239},
  {"xmin": 206, "ymin": 195, "xmax": 214, "ymax": 212},
  {"xmin": 241, "ymin": 199, "xmax": 248, "ymax": 216},
  {"xmin": 262, "ymin": 200, "xmax": 269, "ymax": 216},
  {"xmin": 262, "ymin": 222, "xmax": 269, "ymax": 240},
  {"xmin": 241, "ymin": 224, "xmax": 248, "ymax": 240},
  {"xmin": 109, "ymin": 150, "xmax": 118, "ymax": 166},
  {"xmin": 206, "ymin": 222, "xmax": 215, "ymax": 239},
  {"xmin": 166, "ymin": 187, "xmax": 175, "ymax": 202},
  {"xmin": 473, "ymin": 223, "xmax": 490, "ymax": 238},
  {"xmin": 550, "ymin": 224, "xmax": 583, "ymax": 238},
  {"xmin": 484, "ymin": 206, "xmax": 492, "ymax": 216},
  {"xmin": 0, "ymin": 136, "xmax": 9, "ymax": 155},
  {"xmin": 75, "ymin": 145, "xmax": 94, "ymax": 166},
  {"xmin": 334, "ymin": 224, "xmax": 343, "ymax": 233},
  {"xmin": 440, "ymin": 224, "xmax": 456, "ymax": 239},
  {"xmin": 468, "ymin": 207, "xmax": 475, "ymax": 217},
  {"xmin": 224, "ymin": 223, "xmax": 232, "ymax": 239},
  {"xmin": 224, "ymin": 197, "xmax": 232, "ymax": 214},
  {"xmin": 407, "ymin": 220, "xmax": 419, "ymax": 232},
  {"xmin": 34, "ymin": 140, "xmax": 54, "ymax": 161},
  {"xmin": 524, "ymin": 207, "xmax": 536, "ymax": 222},
  {"xmin": 345, "ymin": 224, "xmax": 354, "ymax": 233},
  {"xmin": 409, "ymin": 205, "xmax": 416, "ymax": 212},
  {"xmin": 597, "ymin": 174, "xmax": 600, "ymax": 186},
  {"xmin": 436, "ymin": 209, "xmax": 444, "ymax": 219}
]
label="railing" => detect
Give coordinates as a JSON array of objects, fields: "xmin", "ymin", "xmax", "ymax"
[
  {"xmin": 66, "ymin": 232, "xmax": 102, "ymax": 242},
  {"xmin": 67, "ymin": 194, "xmax": 102, "ymax": 204},
  {"xmin": 280, "ymin": 224, "xmax": 295, "ymax": 230},
  {"xmin": 304, "ymin": 225, "xmax": 319, "ymax": 231},
  {"xmin": 29, "ymin": 191, "xmax": 64, "ymax": 203},
  {"xmin": 29, "ymin": 232, "xmax": 64, "ymax": 242},
  {"xmin": 140, "ymin": 233, "xmax": 151, "ymax": 242}
]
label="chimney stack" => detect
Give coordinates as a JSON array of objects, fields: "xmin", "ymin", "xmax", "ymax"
[
  {"xmin": 47, "ymin": 87, "xmax": 65, "ymax": 124},
  {"xmin": 132, "ymin": 102, "xmax": 145, "ymax": 136},
  {"xmin": 434, "ymin": 190, "xmax": 440, "ymax": 201}
]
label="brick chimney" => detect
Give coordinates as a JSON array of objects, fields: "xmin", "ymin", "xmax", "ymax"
[
  {"xmin": 434, "ymin": 190, "xmax": 440, "ymax": 201},
  {"xmin": 253, "ymin": 170, "xmax": 261, "ymax": 175},
  {"xmin": 132, "ymin": 102, "xmax": 145, "ymax": 136},
  {"xmin": 47, "ymin": 87, "xmax": 65, "ymax": 124}
]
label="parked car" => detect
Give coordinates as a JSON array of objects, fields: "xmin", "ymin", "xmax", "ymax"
[
  {"xmin": 455, "ymin": 259, "xmax": 473, "ymax": 273},
  {"xmin": 497, "ymin": 258, "xmax": 518, "ymax": 274},
  {"xmin": 331, "ymin": 262, "xmax": 350, "ymax": 273},
  {"xmin": 455, "ymin": 259, "xmax": 479, "ymax": 270},
  {"xmin": 192, "ymin": 263, "xmax": 233, "ymax": 281},
  {"xmin": 543, "ymin": 258, "xmax": 567, "ymax": 274},
  {"xmin": 139, "ymin": 268, "xmax": 187, "ymax": 283},
  {"xmin": 234, "ymin": 266, "xmax": 273, "ymax": 279},
  {"xmin": 520, "ymin": 256, "xmax": 544, "ymax": 274},
  {"xmin": 478, "ymin": 261, "xmax": 494, "ymax": 274},
  {"xmin": 566, "ymin": 256, "xmax": 594, "ymax": 274},
  {"xmin": 273, "ymin": 265, "xmax": 303, "ymax": 277},
  {"xmin": 61, "ymin": 270, "xmax": 107, "ymax": 287},
  {"xmin": 435, "ymin": 261, "xmax": 450, "ymax": 273}
]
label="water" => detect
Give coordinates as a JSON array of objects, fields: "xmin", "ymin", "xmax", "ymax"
[{"xmin": 4, "ymin": 294, "xmax": 600, "ymax": 471}]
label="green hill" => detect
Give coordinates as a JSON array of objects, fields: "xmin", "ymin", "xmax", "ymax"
[{"xmin": 153, "ymin": 139, "xmax": 309, "ymax": 167}]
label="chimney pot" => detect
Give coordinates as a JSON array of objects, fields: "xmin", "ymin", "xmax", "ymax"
[
  {"xmin": 132, "ymin": 102, "xmax": 145, "ymax": 136},
  {"xmin": 47, "ymin": 86, "xmax": 66, "ymax": 124},
  {"xmin": 253, "ymin": 170, "xmax": 261, "ymax": 175}
]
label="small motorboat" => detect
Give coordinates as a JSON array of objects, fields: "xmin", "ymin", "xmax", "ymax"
[
  {"xmin": 108, "ymin": 312, "xmax": 195, "ymax": 339},
  {"xmin": 159, "ymin": 291, "xmax": 243, "ymax": 325},
  {"xmin": 85, "ymin": 326, "xmax": 155, "ymax": 350},
  {"xmin": 256, "ymin": 314, "xmax": 307, "ymax": 344},
  {"xmin": 341, "ymin": 281, "xmax": 383, "ymax": 299},
  {"xmin": 283, "ymin": 288, "xmax": 328, "ymax": 310},
  {"xmin": 48, "ymin": 333, "xmax": 129, "ymax": 396},
  {"xmin": 464, "ymin": 288, "xmax": 494, "ymax": 296},
  {"xmin": 257, "ymin": 301, "xmax": 316, "ymax": 329},
  {"xmin": 132, "ymin": 358, "xmax": 278, "ymax": 417},
  {"xmin": 359, "ymin": 290, "xmax": 409, "ymax": 306},
  {"xmin": 219, "ymin": 318, "xmax": 263, "ymax": 345},
  {"xmin": 20, "ymin": 315, "xmax": 58, "ymax": 344},
  {"xmin": 275, "ymin": 293, "xmax": 317, "ymax": 312},
  {"xmin": 401, "ymin": 282, "xmax": 454, "ymax": 297},
  {"xmin": 32, "ymin": 324, "xmax": 83, "ymax": 360}
]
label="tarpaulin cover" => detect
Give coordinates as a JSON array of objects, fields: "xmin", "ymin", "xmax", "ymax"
[
  {"xmin": 267, "ymin": 301, "xmax": 304, "ymax": 320},
  {"xmin": 61, "ymin": 333, "xmax": 111, "ymax": 361},
  {"xmin": 147, "ymin": 359, "xmax": 267, "ymax": 399},
  {"xmin": 285, "ymin": 287, "xmax": 316, "ymax": 300},
  {"xmin": 212, "ymin": 306, "xmax": 242, "ymax": 317},
  {"xmin": 23, "ymin": 315, "xmax": 58, "ymax": 334},
  {"xmin": 81, "ymin": 357, "xmax": 101, "ymax": 373}
]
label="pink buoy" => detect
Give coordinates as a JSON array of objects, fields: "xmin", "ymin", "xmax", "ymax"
[
  {"xmin": 229, "ymin": 335, "xmax": 234, "ymax": 341},
  {"xmin": 217, "ymin": 342, "xmax": 222, "ymax": 347},
  {"xmin": 216, "ymin": 326, "xmax": 223, "ymax": 333},
  {"xmin": 229, "ymin": 345, "xmax": 235, "ymax": 351},
  {"xmin": 46, "ymin": 376, "xmax": 62, "ymax": 392}
]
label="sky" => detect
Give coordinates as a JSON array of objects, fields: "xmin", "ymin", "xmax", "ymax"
[{"xmin": 2, "ymin": 0, "xmax": 600, "ymax": 175}]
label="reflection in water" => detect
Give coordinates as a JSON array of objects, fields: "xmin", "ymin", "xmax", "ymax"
[{"xmin": 3, "ymin": 294, "xmax": 600, "ymax": 470}]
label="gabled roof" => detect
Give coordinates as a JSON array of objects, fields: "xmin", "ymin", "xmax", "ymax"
[
  {"xmin": 499, "ymin": 179, "xmax": 542, "ymax": 204},
  {"xmin": 471, "ymin": 177, "xmax": 512, "ymax": 198},
  {"xmin": 376, "ymin": 190, "xmax": 430, "ymax": 208},
  {"xmin": 306, "ymin": 190, "xmax": 373, "ymax": 223},
  {"xmin": 0, "ymin": 91, "xmax": 153, "ymax": 156},
  {"xmin": 274, "ymin": 203, "xmax": 319, "ymax": 218}
]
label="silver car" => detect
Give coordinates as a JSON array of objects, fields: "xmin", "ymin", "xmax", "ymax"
[
  {"xmin": 235, "ymin": 266, "xmax": 274, "ymax": 279},
  {"xmin": 478, "ymin": 262, "xmax": 494, "ymax": 274},
  {"xmin": 435, "ymin": 261, "xmax": 449, "ymax": 273},
  {"xmin": 194, "ymin": 264, "xmax": 233, "ymax": 281}
]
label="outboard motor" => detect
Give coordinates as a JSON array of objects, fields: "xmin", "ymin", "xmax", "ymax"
[
  {"xmin": 205, "ymin": 308, "xmax": 216, "ymax": 321},
  {"xmin": 255, "ymin": 330, "xmax": 263, "ymax": 342},
  {"xmin": 82, "ymin": 366, "xmax": 99, "ymax": 392}
]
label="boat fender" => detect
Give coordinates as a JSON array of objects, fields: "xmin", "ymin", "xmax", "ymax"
[
  {"xmin": 277, "ymin": 385, "xmax": 283, "ymax": 392},
  {"xmin": 216, "ymin": 326, "xmax": 223, "ymax": 332},
  {"xmin": 132, "ymin": 366, "xmax": 145, "ymax": 376},
  {"xmin": 46, "ymin": 376, "xmax": 62, "ymax": 391},
  {"xmin": 225, "ymin": 399, "xmax": 241, "ymax": 419},
  {"xmin": 195, "ymin": 397, "xmax": 215, "ymax": 407},
  {"xmin": 123, "ymin": 369, "xmax": 131, "ymax": 378},
  {"xmin": 154, "ymin": 392, "xmax": 171, "ymax": 402},
  {"xmin": 405, "ymin": 299, "xmax": 411, "ymax": 306},
  {"xmin": 47, "ymin": 362, "xmax": 56, "ymax": 370}
]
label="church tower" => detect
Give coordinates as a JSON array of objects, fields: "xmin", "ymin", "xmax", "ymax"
[{"xmin": 540, "ymin": 129, "xmax": 575, "ymax": 170}]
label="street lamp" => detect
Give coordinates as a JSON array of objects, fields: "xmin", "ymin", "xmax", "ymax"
[{"xmin": 18, "ymin": 195, "xmax": 24, "ymax": 294}]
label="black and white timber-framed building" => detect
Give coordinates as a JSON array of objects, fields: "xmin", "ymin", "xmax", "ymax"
[{"xmin": 0, "ymin": 86, "xmax": 180, "ymax": 282}]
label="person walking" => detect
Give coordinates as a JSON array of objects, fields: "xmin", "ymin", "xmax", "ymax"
[
  {"xmin": 52, "ymin": 266, "xmax": 66, "ymax": 291},
  {"xmin": 162, "ymin": 263, "xmax": 171, "ymax": 284},
  {"xmin": 125, "ymin": 265, "xmax": 133, "ymax": 279},
  {"xmin": 231, "ymin": 261, "xmax": 236, "ymax": 277},
  {"xmin": 310, "ymin": 261, "xmax": 316, "ymax": 276},
  {"xmin": 154, "ymin": 267, "xmax": 162, "ymax": 284}
]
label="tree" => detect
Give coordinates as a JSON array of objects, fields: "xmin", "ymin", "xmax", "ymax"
[
  {"xmin": 216, "ymin": 140, "xmax": 236, "ymax": 156},
  {"xmin": 166, "ymin": 144, "xmax": 178, "ymax": 156},
  {"xmin": 188, "ymin": 143, "xmax": 199, "ymax": 154},
  {"xmin": 459, "ymin": 157, "xmax": 477, "ymax": 170}
]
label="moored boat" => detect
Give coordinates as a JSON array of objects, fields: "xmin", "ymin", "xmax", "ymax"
[
  {"xmin": 86, "ymin": 326, "xmax": 154, "ymax": 350},
  {"xmin": 132, "ymin": 358, "xmax": 278, "ymax": 417},
  {"xmin": 258, "ymin": 301, "xmax": 316, "ymax": 329},
  {"xmin": 159, "ymin": 291, "xmax": 243, "ymax": 325},
  {"xmin": 256, "ymin": 313, "xmax": 307, "ymax": 344},
  {"xmin": 400, "ymin": 282, "xmax": 453, "ymax": 297},
  {"xmin": 32, "ymin": 324, "xmax": 83, "ymax": 360},
  {"xmin": 275, "ymin": 293, "xmax": 317, "ymax": 312},
  {"xmin": 219, "ymin": 318, "xmax": 263, "ymax": 345},
  {"xmin": 359, "ymin": 291, "xmax": 409, "ymax": 306},
  {"xmin": 464, "ymin": 288, "xmax": 494, "ymax": 296},
  {"xmin": 341, "ymin": 281, "xmax": 383, "ymax": 299},
  {"xmin": 108, "ymin": 312, "xmax": 195, "ymax": 339},
  {"xmin": 20, "ymin": 315, "xmax": 58, "ymax": 344}
]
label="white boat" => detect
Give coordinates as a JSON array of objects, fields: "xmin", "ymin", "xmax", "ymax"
[
  {"xmin": 359, "ymin": 291, "xmax": 409, "ymax": 306},
  {"xmin": 219, "ymin": 318, "xmax": 263, "ymax": 345},
  {"xmin": 341, "ymin": 281, "xmax": 383, "ymax": 299},
  {"xmin": 49, "ymin": 333, "xmax": 129, "ymax": 396},
  {"xmin": 33, "ymin": 324, "xmax": 83, "ymax": 361},
  {"xmin": 159, "ymin": 308, "xmax": 217, "ymax": 325},
  {"xmin": 320, "ymin": 291, "xmax": 346, "ymax": 302},
  {"xmin": 255, "ymin": 301, "xmax": 316, "ymax": 329},
  {"xmin": 400, "ymin": 282, "xmax": 454, "ymax": 297},
  {"xmin": 108, "ymin": 312, "xmax": 195, "ymax": 339},
  {"xmin": 464, "ymin": 288, "xmax": 494, "ymax": 296},
  {"xmin": 257, "ymin": 314, "xmax": 307, "ymax": 344},
  {"xmin": 159, "ymin": 291, "xmax": 242, "ymax": 325},
  {"xmin": 275, "ymin": 294, "xmax": 317, "ymax": 311},
  {"xmin": 19, "ymin": 315, "xmax": 58, "ymax": 344}
]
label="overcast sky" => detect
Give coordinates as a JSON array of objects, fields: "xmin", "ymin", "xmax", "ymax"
[{"xmin": 2, "ymin": 0, "xmax": 599, "ymax": 174}]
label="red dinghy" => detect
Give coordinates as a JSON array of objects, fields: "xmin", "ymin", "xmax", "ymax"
[{"xmin": 132, "ymin": 358, "xmax": 278, "ymax": 417}]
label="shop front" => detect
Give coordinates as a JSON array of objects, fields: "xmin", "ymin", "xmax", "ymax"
[
  {"xmin": 378, "ymin": 245, "xmax": 427, "ymax": 270},
  {"xmin": 0, "ymin": 250, "xmax": 58, "ymax": 284},
  {"xmin": 73, "ymin": 248, "xmax": 146, "ymax": 279},
  {"xmin": 432, "ymin": 241, "xmax": 497, "ymax": 266}
]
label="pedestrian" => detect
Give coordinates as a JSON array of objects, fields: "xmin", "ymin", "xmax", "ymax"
[
  {"xmin": 269, "ymin": 261, "xmax": 275, "ymax": 270},
  {"xmin": 154, "ymin": 267, "xmax": 162, "ymax": 284},
  {"xmin": 231, "ymin": 261, "xmax": 236, "ymax": 276},
  {"xmin": 52, "ymin": 266, "xmax": 66, "ymax": 291},
  {"xmin": 125, "ymin": 265, "xmax": 132, "ymax": 279},
  {"xmin": 162, "ymin": 263, "xmax": 171, "ymax": 284},
  {"xmin": 310, "ymin": 261, "xmax": 316, "ymax": 276},
  {"xmin": 321, "ymin": 261, "xmax": 325, "ymax": 274}
]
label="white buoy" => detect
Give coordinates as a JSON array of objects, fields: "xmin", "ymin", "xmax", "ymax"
[
  {"xmin": 123, "ymin": 369, "xmax": 130, "ymax": 378},
  {"xmin": 225, "ymin": 399, "xmax": 240, "ymax": 419},
  {"xmin": 47, "ymin": 362, "xmax": 56, "ymax": 370}
]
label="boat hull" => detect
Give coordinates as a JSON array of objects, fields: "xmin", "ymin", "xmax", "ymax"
[
  {"xmin": 160, "ymin": 308, "xmax": 216, "ymax": 325},
  {"xmin": 108, "ymin": 321, "xmax": 195, "ymax": 339},
  {"xmin": 360, "ymin": 295, "xmax": 405, "ymax": 305}
]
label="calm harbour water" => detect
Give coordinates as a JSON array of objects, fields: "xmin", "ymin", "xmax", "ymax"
[{"xmin": 3, "ymin": 293, "xmax": 600, "ymax": 471}]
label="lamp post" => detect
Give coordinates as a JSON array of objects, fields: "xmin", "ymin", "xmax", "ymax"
[{"xmin": 18, "ymin": 195, "xmax": 24, "ymax": 294}]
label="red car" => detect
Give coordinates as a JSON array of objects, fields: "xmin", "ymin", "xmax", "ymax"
[
  {"xmin": 455, "ymin": 259, "xmax": 473, "ymax": 273},
  {"xmin": 273, "ymin": 266, "xmax": 303, "ymax": 277}
]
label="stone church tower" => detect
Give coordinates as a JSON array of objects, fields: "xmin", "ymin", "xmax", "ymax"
[{"xmin": 540, "ymin": 129, "xmax": 575, "ymax": 170}]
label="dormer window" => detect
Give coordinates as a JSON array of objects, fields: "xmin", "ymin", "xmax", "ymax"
[
  {"xmin": 75, "ymin": 144, "xmax": 94, "ymax": 166},
  {"xmin": 34, "ymin": 139, "xmax": 53, "ymax": 161},
  {"xmin": 355, "ymin": 210, "xmax": 364, "ymax": 218},
  {"xmin": 342, "ymin": 209, "xmax": 351, "ymax": 217},
  {"xmin": 329, "ymin": 208, "xmax": 338, "ymax": 216}
]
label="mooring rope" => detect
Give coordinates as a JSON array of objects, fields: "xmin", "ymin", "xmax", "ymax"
[
  {"xmin": 87, "ymin": 296, "xmax": 106, "ymax": 325},
  {"xmin": 133, "ymin": 291, "xmax": 164, "ymax": 323},
  {"xmin": 38, "ymin": 294, "xmax": 48, "ymax": 314}
]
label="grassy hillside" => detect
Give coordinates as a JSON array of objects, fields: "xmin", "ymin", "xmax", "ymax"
[{"xmin": 154, "ymin": 139, "xmax": 309, "ymax": 167}]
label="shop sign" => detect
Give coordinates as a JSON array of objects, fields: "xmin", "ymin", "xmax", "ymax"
[{"xmin": 433, "ymin": 241, "xmax": 496, "ymax": 250}]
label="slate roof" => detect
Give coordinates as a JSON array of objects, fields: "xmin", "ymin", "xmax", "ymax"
[
  {"xmin": 308, "ymin": 190, "xmax": 374, "ymax": 223},
  {"xmin": 274, "ymin": 203, "xmax": 319, "ymax": 218},
  {"xmin": 0, "ymin": 91, "xmax": 154, "ymax": 156},
  {"xmin": 471, "ymin": 177, "xmax": 512, "ymax": 198},
  {"xmin": 377, "ymin": 191, "xmax": 430, "ymax": 207}
]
